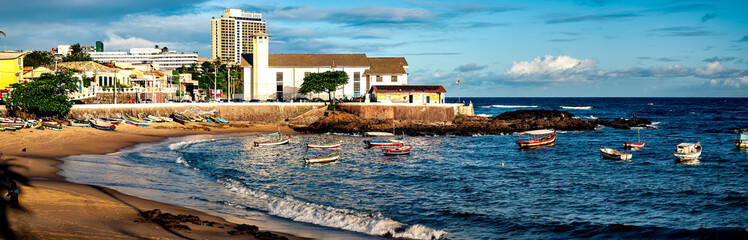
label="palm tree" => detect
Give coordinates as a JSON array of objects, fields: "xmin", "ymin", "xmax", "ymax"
[{"xmin": 0, "ymin": 30, "xmax": 5, "ymax": 39}]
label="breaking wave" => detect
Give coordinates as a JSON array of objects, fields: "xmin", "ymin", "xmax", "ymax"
[
  {"xmin": 220, "ymin": 178, "xmax": 447, "ymax": 240},
  {"xmin": 476, "ymin": 113, "xmax": 493, "ymax": 117},
  {"xmin": 168, "ymin": 138, "xmax": 217, "ymax": 150},
  {"xmin": 482, "ymin": 105, "xmax": 539, "ymax": 108},
  {"xmin": 560, "ymin": 106, "xmax": 593, "ymax": 110}
]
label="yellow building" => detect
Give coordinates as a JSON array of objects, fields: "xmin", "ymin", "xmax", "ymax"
[
  {"xmin": 211, "ymin": 8, "xmax": 266, "ymax": 64},
  {"xmin": 0, "ymin": 52, "xmax": 25, "ymax": 90}
]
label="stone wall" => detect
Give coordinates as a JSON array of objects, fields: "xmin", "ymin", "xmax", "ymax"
[
  {"xmin": 336, "ymin": 103, "xmax": 473, "ymax": 123},
  {"xmin": 67, "ymin": 103, "xmax": 326, "ymax": 122},
  {"xmin": 80, "ymin": 92, "xmax": 179, "ymax": 104}
]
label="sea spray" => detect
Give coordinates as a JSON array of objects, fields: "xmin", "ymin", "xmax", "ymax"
[{"xmin": 219, "ymin": 178, "xmax": 447, "ymax": 240}]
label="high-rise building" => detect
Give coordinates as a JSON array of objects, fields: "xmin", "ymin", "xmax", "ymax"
[{"xmin": 211, "ymin": 9, "xmax": 266, "ymax": 64}]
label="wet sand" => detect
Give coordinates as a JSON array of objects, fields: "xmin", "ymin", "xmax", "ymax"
[{"xmin": 0, "ymin": 121, "xmax": 305, "ymax": 239}]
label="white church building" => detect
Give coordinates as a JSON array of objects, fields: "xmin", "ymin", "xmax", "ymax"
[{"xmin": 240, "ymin": 33, "xmax": 409, "ymax": 101}]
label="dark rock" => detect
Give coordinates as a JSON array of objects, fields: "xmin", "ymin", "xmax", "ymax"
[
  {"xmin": 495, "ymin": 109, "xmax": 574, "ymax": 120},
  {"xmin": 136, "ymin": 209, "xmax": 220, "ymax": 231},
  {"xmin": 592, "ymin": 118, "xmax": 652, "ymax": 129},
  {"xmin": 228, "ymin": 224, "xmax": 259, "ymax": 235}
]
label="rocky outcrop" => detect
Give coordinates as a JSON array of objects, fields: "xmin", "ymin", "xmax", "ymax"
[{"xmin": 295, "ymin": 110, "xmax": 650, "ymax": 136}]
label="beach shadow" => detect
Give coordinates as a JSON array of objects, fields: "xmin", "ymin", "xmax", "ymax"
[
  {"xmin": 88, "ymin": 185, "xmax": 196, "ymax": 240},
  {"xmin": 0, "ymin": 159, "xmax": 30, "ymax": 240}
]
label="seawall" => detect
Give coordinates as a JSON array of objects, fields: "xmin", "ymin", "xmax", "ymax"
[
  {"xmin": 336, "ymin": 103, "xmax": 473, "ymax": 123},
  {"xmin": 0, "ymin": 102, "xmax": 474, "ymax": 123}
]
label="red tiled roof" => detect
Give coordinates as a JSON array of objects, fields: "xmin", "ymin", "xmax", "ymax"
[
  {"xmin": 268, "ymin": 54, "xmax": 369, "ymax": 67},
  {"xmin": 365, "ymin": 57, "xmax": 408, "ymax": 75}
]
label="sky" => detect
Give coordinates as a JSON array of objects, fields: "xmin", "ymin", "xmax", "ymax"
[{"xmin": 1, "ymin": 0, "xmax": 747, "ymax": 97}]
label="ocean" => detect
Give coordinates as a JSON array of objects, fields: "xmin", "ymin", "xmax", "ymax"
[{"xmin": 60, "ymin": 98, "xmax": 748, "ymax": 239}]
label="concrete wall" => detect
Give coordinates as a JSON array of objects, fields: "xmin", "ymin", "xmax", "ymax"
[
  {"xmin": 337, "ymin": 103, "xmax": 473, "ymax": 123},
  {"xmin": 67, "ymin": 103, "xmax": 325, "ymax": 122}
]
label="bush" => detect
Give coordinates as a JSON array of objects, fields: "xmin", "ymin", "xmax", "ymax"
[{"xmin": 7, "ymin": 72, "xmax": 78, "ymax": 118}]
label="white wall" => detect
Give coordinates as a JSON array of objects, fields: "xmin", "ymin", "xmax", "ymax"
[{"xmin": 267, "ymin": 67, "xmax": 368, "ymax": 100}]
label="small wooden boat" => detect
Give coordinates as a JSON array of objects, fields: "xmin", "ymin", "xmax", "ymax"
[
  {"xmin": 735, "ymin": 129, "xmax": 748, "ymax": 149},
  {"xmin": 600, "ymin": 147, "xmax": 632, "ymax": 160},
  {"xmin": 516, "ymin": 129, "xmax": 556, "ymax": 148},
  {"xmin": 41, "ymin": 121, "xmax": 62, "ymax": 131},
  {"xmin": 102, "ymin": 118, "xmax": 123, "ymax": 125},
  {"xmin": 69, "ymin": 119, "xmax": 90, "ymax": 127},
  {"xmin": 210, "ymin": 116, "xmax": 230, "ymax": 123},
  {"xmin": 254, "ymin": 135, "xmax": 291, "ymax": 147},
  {"xmin": 364, "ymin": 140, "xmax": 403, "ymax": 147},
  {"xmin": 674, "ymin": 142, "xmax": 702, "ymax": 161},
  {"xmin": 388, "ymin": 136, "xmax": 405, "ymax": 144},
  {"xmin": 624, "ymin": 128, "xmax": 646, "ymax": 148},
  {"xmin": 257, "ymin": 132, "xmax": 280, "ymax": 137},
  {"xmin": 90, "ymin": 119, "xmax": 116, "ymax": 130},
  {"xmin": 304, "ymin": 151, "xmax": 341, "ymax": 164},
  {"xmin": 306, "ymin": 142, "xmax": 341, "ymax": 149},
  {"xmin": 366, "ymin": 132, "xmax": 395, "ymax": 137},
  {"xmin": 124, "ymin": 119, "xmax": 151, "ymax": 126},
  {"xmin": 171, "ymin": 113, "xmax": 190, "ymax": 125},
  {"xmin": 382, "ymin": 146, "xmax": 414, "ymax": 155}
]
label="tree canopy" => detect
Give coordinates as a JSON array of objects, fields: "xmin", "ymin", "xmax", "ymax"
[
  {"xmin": 298, "ymin": 71, "xmax": 349, "ymax": 103},
  {"xmin": 23, "ymin": 50, "xmax": 52, "ymax": 68},
  {"xmin": 7, "ymin": 72, "xmax": 79, "ymax": 118},
  {"xmin": 61, "ymin": 53, "xmax": 92, "ymax": 62}
]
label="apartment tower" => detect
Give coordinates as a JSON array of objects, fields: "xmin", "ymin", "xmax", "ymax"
[{"xmin": 211, "ymin": 9, "xmax": 266, "ymax": 64}]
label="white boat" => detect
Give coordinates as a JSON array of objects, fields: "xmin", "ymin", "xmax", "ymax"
[
  {"xmin": 304, "ymin": 151, "xmax": 340, "ymax": 164},
  {"xmin": 600, "ymin": 147, "xmax": 632, "ymax": 160},
  {"xmin": 254, "ymin": 135, "xmax": 291, "ymax": 147},
  {"xmin": 365, "ymin": 132, "xmax": 395, "ymax": 137},
  {"xmin": 674, "ymin": 142, "xmax": 702, "ymax": 161},
  {"xmin": 735, "ymin": 129, "xmax": 748, "ymax": 149}
]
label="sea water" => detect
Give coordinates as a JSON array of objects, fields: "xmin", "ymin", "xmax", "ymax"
[{"xmin": 60, "ymin": 98, "xmax": 748, "ymax": 239}]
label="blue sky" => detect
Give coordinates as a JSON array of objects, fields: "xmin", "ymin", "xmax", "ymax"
[{"xmin": 1, "ymin": 0, "xmax": 747, "ymax": 97}]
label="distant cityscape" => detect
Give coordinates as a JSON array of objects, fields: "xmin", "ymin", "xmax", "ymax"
[{"xmin": 0, "ymin": 8, "xmax": 446, "ymax": 105}]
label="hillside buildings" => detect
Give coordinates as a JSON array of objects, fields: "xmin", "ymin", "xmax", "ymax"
[
  {"xmin": 212, "ymin": 9, "xmax": 267, "ymax": 64},
  {"xmin": 239, "ymin": 34, "xmax": 434, "ymax": 102},
  {"xmin": 90, "ymin": 48, "xmax": 198, "ymax": 70},
  {"xmin": 0, "ymin": 52, "xmax": 25, "ymax": 91}
]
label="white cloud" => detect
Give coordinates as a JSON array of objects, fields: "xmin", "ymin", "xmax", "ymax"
[
  {"xmin": 103, "ymin": 32, "xmax": 196, "ymax": 52},
  {"xmin": 504, "ymin": 55, "xmax": 598, "ymax": 81},
  {"xmin": 708, "ymin": 76, "xmax": 748, "ymax": 88}
]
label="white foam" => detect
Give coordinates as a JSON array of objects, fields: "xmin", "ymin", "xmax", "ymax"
[
  {"xmin": 476, "ymin": 113, "xmax": 493, "ymax": 117},
  {"xmin": 490, "ymin": 105, "xmax": 539, "ymax": 108},
  {"xmin": 168, "ymin": 138, "xmax": 216, "ymax": 150},
  {"xmin": 582, "ymin": 115, "xmax": 598, "ymax": 120},
  {"xmin": 220, "ymin": 179, "xmax": 447, "ymax": 240},
  {"xmin": 560, "ymin": 106, "xmax": 592, "ymax": 110}
]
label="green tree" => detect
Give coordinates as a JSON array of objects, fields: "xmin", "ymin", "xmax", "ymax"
[
  {"xmin": 23, "ymin": 50, "xmax": 52, "ymax": 68},
  {"xmin": 298, "ymin": 71, "xmax": 349, "ymax": 105},
  {"xmin": 7, "ymin": 72, "xmax": 79, "ymax": 118},
  {"xmin": 70, "ymin": 43, "xmax": 83, "ymax": 55},
  {"xmin": 61, "ymin": 53, "xmax": 92, "ymax": 62},
  {"xmin": 162, "ymin": 46, "xmax": 168, "ymax": 53}
]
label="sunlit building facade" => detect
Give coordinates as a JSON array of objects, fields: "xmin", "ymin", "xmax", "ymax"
[{"xmin": 211, "ymin": 8, "xmax": 266, "ymax": 64}]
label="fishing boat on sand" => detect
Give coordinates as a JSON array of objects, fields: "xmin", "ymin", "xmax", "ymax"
[
  {"xmin": 41, "ymin": 121, "xmax": 62, "ymax": 131},
  {"xmin": 254, "ymin": 135, "xmax": 291, "ymax": 147},
  {"xmin": 171, "ymin": 113, "xmax": 190, "ymax": 125},
  {"xmin": 304, "ymin": 151, "xmax": 341, "ymax": 164},
  {"xmin": 306, "ymin": 142, "xmax": 341, "ymax": 148},
  {"xmin": 516, "ymin": 129, "xmax": 556, "ymax": 148},
  {"xmin": 600, "ymin": 147, "xmax": 632, "ymax": 160},
  {"xmin": 90, "ymin": 119, "xmax": 116, "ymax": 130},
  {"xmin": 382, "ymin": 146, "xmax": 414, "ymax": 155},
  {"xmin": 674, "ymin": 142, "xmax": 702, "ymax": 161},
  {"xmin": 210, "ymin": 116, "xmax": 230, "ymax": 123},
  {"xmin": 735, "ymin": 129, "xmax": 748, "ymax": 149}
]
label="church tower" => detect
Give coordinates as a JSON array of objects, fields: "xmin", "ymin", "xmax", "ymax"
[{"xmin": 242, "ymin": 33, "xmax": 271, "ymax": 100}]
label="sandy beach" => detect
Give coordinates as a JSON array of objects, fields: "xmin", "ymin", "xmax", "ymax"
[{"xmin": 0, "ymin": 121, "xmax": 304, "ymax": 240}]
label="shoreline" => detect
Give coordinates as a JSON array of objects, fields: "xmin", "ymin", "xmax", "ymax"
[{"xmin": 0, "ymin": 122, "xmax": 314, "ymax": 239}]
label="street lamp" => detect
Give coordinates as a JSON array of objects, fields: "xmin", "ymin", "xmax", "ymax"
[{"xmin": 456, "ymin": 79, "xmax": 461, "ymax": 104}]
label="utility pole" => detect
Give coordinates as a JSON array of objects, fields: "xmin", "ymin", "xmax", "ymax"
[
  {"xmin": 213, "ymin": 65, "xmax": 217, "ymax": 101},
  {"xmin": 457, "ymin": 79, "xmax": 461, "ymax": 104},
  {"xmin": 114, "ymin": 71, "xmax": 117, "ymax": 104}
]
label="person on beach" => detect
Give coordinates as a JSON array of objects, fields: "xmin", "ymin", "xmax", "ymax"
[{"xmin": 3, "ymin": 181, "xmax": 19, "ymax": 208}]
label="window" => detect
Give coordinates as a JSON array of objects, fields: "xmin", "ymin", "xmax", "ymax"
[
  {"xmin": 276, "ymin": 72, "xmax": 283, "ymax": 100},
  {"xmin": 376, "ymin": 76, "xmax": 382, "ymax": 82},
  {"xmin": 354, "ymin": 72, "xmax": 360, "ymax": 82},
  {"xmin": 391, "ymin": 76, "xmax": 397, "ymax": 82}
]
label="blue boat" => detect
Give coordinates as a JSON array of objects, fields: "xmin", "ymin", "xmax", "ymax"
[{"xmin": 258, "ymin": 132, "xmax": 280, "ymax": 137}]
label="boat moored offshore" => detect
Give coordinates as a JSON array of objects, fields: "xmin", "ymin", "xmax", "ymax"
[{"xmin": 673, "ymin": 142, "xmax": 702, "ymax": 161}]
